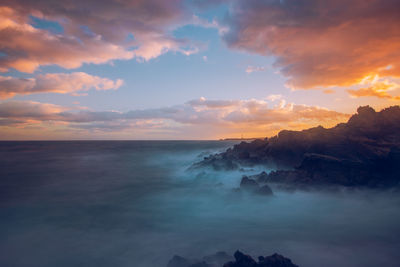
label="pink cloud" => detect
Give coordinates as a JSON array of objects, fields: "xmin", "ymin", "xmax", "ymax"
[
  {"xmin": 0, "ymin": 1, "xmax": 198, "ymax": 72},
  {"xmin": 0, "ymin": 72, "xmax": 123, "ymax": 99}
]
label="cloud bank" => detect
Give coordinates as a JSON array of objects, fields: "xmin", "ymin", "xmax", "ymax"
[{"xmin": 0, "ymin": 97, "xmax": 350, "ymax": 139}]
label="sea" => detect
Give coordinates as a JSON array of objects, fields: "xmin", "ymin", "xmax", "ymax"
[{"xmin": 0, "ymin": 141, "xmax": 399, "ymax": 267}]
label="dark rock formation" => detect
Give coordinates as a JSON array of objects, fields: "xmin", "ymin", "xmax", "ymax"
[
  {"xmin": 193, "ymin": 105, "xmax": 400, "ymax": 189},
  {"xmin": 257, "ymin": 253, "xmax": 299, "ymax": 267},
  {"xmin": 223, "ymin": 251, "xmax": 256, "ymax": 267},
  {"xmin": 240, "ymin": 176, "xmax": 259, "ymax": 191},
  {"xmin": 239, "ymin": 176, "xmax": 273, "ymax": 196},
  {"xmin": 251, "ymin": 149, "xmax": 400, "ymax": 189},
  {"xmin": 223, "ymin": 250, "xmax": 298, "ymax": 267},
  {"xmin": 167, "ymin": 251, "xmax": 297, "ymax": 267}
]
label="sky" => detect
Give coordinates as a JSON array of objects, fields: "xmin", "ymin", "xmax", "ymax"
[{"xmin": 0, "ymin": 0, "xmax": 399, "ymax": 140}]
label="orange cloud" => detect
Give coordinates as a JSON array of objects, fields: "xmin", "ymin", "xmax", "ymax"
[
  {"xmin": 347, "ymin": 76, "xmax": 400, "ymax": 100},
  {"xmin": 323, "ymin": 89, "xmax": 335, "ymax": 94},
  {"xmin": 223, "ymin": 0, "xmax": 400, "ymax": 90},
  {"xmin": 0, "ymin": 72, "xmax": 123, "ymax": 99}
]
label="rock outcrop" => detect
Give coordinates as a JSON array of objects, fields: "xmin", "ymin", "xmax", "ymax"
[
  {"xmin": 252, "ymin": 149, "xmax": 400, "ymax": 189},
  {"xmin": 192, "ymin": 106, "xmax": 400, "ymax": 189}
]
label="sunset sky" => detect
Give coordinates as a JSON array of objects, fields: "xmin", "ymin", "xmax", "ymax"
[{"xmin": 0, "ymin": 0, "xmax": 399, "ymax": 139}]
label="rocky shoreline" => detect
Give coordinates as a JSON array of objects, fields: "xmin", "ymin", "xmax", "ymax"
[{"xmin": 191, "ymin": 106, "xmax": 400, "ymax": 190}]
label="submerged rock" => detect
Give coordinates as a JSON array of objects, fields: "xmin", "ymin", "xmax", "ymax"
[
  {"xmin": 223, "ymin": 250, "xmax": 299, "ymax": 267},
  {"xmin": 167, "ymin": 251, "xmax": 297, "ymax": 267}
]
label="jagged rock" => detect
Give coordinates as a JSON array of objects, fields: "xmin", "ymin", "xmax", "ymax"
[
  {"xmin": 190, "ymin": 154, "xmax": 239, "ymax": 171},
  {"xmin": 223, "ymin": 251, "xmax": 257, "ymax": 267},
  {"xmin": 257, "ymin": 253, "xmax": 299, "ymax": 267},
  {"xmin": 255, "ymin": 171, "xmax": 269, "ymax": 183},
  {"xmin": 240, "ymin": 176, "xmax": 259, "ymax": 191},
  {"xmin": 239, "ymin": 176, "xmax": 274, "ymax": 196},
  {"xmin": 193, "ymin": 105, "xmax": 400, "ymax": 189},
  {"xmin": 250, "ymin": 149, "xmax": 400, "ymax": 189},
  {"xmin": 223, "ymin": 250, "xmax": 298, "ymax": 267}
]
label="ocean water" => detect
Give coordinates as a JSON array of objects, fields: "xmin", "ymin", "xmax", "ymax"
[{"xmin": 0, "ymin": 141, "xmax": 399, "ymax": 267}]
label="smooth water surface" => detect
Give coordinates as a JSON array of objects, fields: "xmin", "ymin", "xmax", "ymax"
[{"xmin": 1, "ymin": 141, "xmax": 399, "ymax": 267}]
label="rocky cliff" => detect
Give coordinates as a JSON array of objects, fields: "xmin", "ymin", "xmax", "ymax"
[{"xmin": 192, "ymin": 106, "xmax": 400, "ymax": 188}]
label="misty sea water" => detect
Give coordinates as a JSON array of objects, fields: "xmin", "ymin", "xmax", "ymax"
[{"xmin": 0, "ymin": 141, "xmax": 399, "ymax": 267}]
